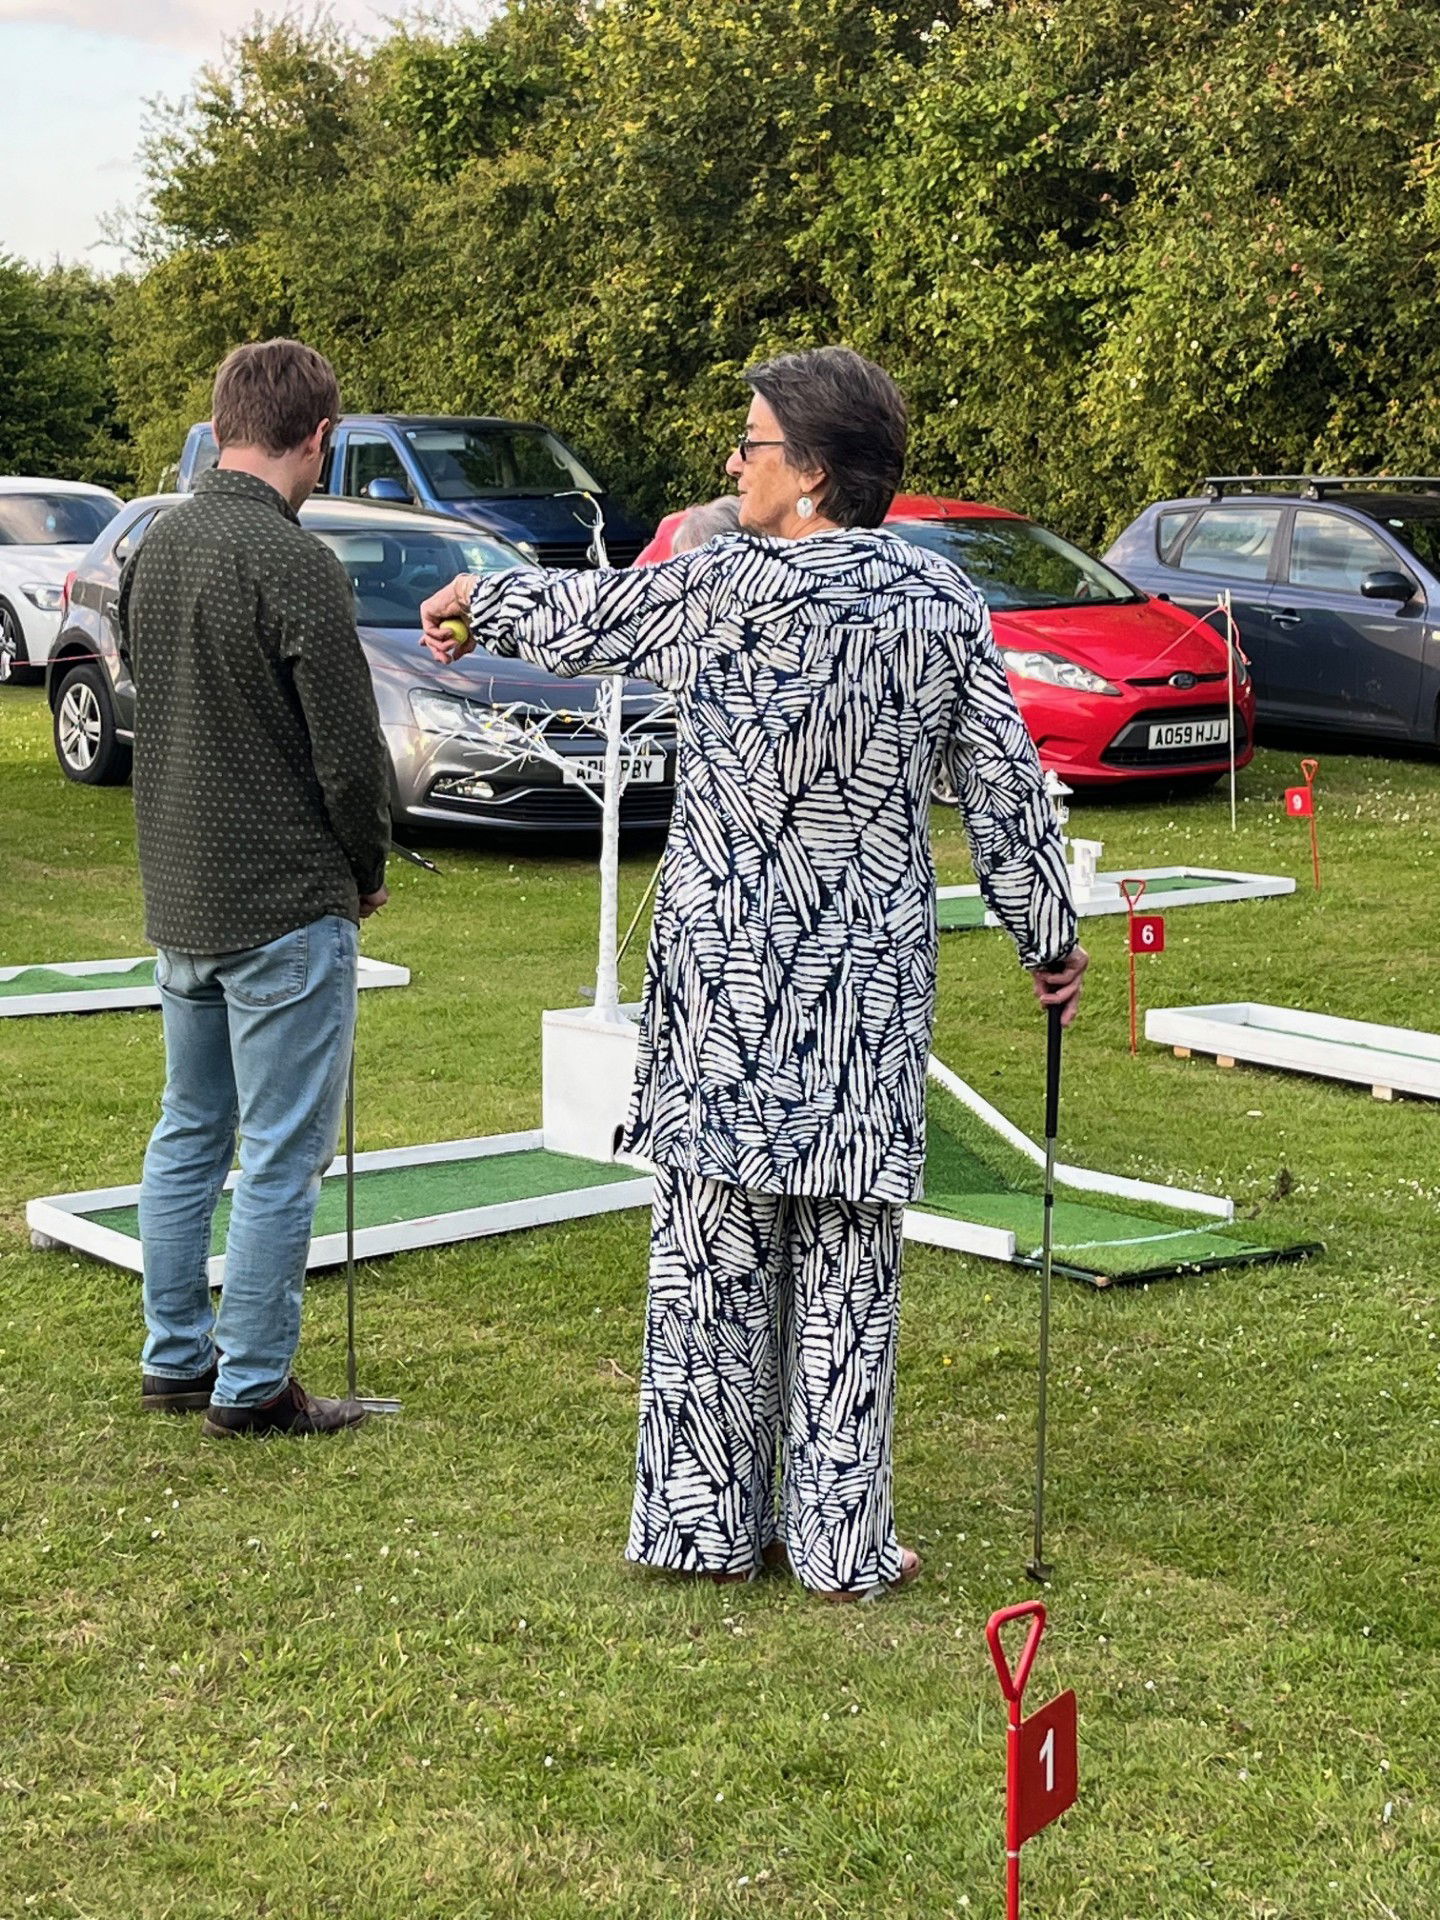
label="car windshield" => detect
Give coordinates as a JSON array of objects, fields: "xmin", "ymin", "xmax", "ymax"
[
  {"xmin": 0, "ymin": 493, "xmax": 118, "ymax": 547},
  {"xmin": 315, "ymin": 527, "xmax": 523, "ymax": 627},
  {"xmin": 1370, "ymin": 510, "xmax": 1440, "ymax": 575},
  {"xmin": 403, "ymin": 424, "xmax": 601, "ymax": 499},
  {"xmin": 891, "ymin": 517, "xmax": 1142, "ymax": 610}
]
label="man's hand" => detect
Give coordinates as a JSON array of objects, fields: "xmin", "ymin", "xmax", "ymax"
[
  {"xmin": 359, "ymin": 885, "xmax": 389, "ymax": 918},
  {"xmin": 1030, "ymin": 944, "xmax": 1088, "ymax": 1027},
  {"xmin": 419, "ymin": 574, "xmax": 478, "ymax": 661}
]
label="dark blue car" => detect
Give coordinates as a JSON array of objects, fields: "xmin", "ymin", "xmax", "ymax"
[
  {"xmin": 176, "ymin": 413, "xmax": 653, "ymax": 568},
  {"xmin": 1104, "ymin": 478, "xmax": 1440, "ymax": 747}
]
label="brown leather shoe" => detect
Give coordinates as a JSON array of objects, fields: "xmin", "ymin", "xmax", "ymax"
[
  {"xmin": 142, "ymin": 1364, "xmax": 218, "ymax": 1413},
  {"xmin": 201, "ymin": 1377, "xmax": 369, "ymax": 1439}
]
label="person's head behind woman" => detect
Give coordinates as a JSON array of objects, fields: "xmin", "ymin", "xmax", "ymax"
[
  {"xmin": 672, "ymin": 494, "xmax": 742, "ymax": 555},
  {"xmin": 726, "ymin": 346, "xmax": 907, "ymax": 541}
]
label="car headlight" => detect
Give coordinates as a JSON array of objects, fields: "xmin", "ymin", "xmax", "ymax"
[
  {"xmin": 1000, "ymin": 649, "xmax": 1119, "ymax": 695},
  {"xmin": 408, "ymin": 688, "xmax": 533, "ymax": 747},
  {"xmin": 21, "ymin": 583, "xmax": 65, "ymax": 612}
]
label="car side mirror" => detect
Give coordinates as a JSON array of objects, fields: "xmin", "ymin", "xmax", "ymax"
[
  {"xmin": 365, "ymin": 476, "xmax": 411, "ymax": 503},
  {"xmin": 1360, "ymin": 568, "xmax": 1417, "ymax": 603}
]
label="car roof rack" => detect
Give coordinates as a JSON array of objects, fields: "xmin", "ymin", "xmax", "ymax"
[{"xmin": 1200, "ymin": 474, "xmax": 1440, "ymax": 501}]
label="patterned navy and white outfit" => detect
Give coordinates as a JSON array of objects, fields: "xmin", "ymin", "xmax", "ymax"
[{"xmin": 463, "ymin": 529, "xmax": 1077, "ymax": 1592}]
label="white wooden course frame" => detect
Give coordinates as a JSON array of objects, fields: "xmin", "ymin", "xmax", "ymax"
[
  {"xmin": 0, "ymin": 953, "xmax": 410, "ymax": 1017},
  {"xmin": 27, "ymin": 1131, "xmax": 654, "ymax": 1286},
  {"xmin": 900, "ymin": 1055, "xmax": 1234, "ymax": 1261},
  {"xmin": 1147, "ymin": 1002, "xmax": 1440, "ymax": 1102},
  {"xmin": 937, "ymin": 865, "xmax": 1295, "ymax": 928}
]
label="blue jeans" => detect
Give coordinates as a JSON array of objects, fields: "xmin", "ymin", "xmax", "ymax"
[{"xmin": 139, "ymin": 914, "xmax": 359, "ymax": 1406}]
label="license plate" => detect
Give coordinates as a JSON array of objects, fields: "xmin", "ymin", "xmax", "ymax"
[
  {"xmin": 1147, "ymin": 719, "xmax": 1228, "ymax": 751},
  {"xmin": 567, "ymin": 750, "xmax": 665, "ymax": 786}
]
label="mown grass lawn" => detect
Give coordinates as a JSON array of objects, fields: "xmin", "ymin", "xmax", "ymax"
[{"xmin": 1, "ymin": 683, "xmax": 1437, "ymax": 1919}]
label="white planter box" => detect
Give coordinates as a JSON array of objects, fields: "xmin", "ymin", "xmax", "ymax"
[
  {"xmin": 541, "ymin": 1004, "xmax": 644, "ymax": 1162},
  {"xmin": 1146, "ymin": 1002, "xmax": 1440, "ymax": 1101}
]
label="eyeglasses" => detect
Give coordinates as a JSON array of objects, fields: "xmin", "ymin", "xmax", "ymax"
[{"xmin": 734, "ymin": 434, "xmax": 787, "ymax": 462}]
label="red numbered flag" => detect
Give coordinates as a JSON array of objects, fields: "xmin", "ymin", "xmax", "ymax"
[
  {"xmin": 1285, "ymin": 786, "xmax": 1314, "ymax": 817},
  {"xmin": 1129, "ymin": 913, "xmax": 1165, "ymax": 955},
  {"xmin": 1015, "ymin": 1688, "xmax": 1079, "ymax": 1844}
]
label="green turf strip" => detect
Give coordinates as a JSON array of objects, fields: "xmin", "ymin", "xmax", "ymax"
[
  {"xmin": 936, "ymin": 871, "xmax": 1240, "ymax": 932},
  {"xmin": 83, "ymin": 1148, "xmax": 640, "ymax": 1252},
  {"xmin": 916, "ymin": 1080, "xmax": 1300, "ymax": 1279},
  {"xmin": 0, "ymin": 959, "xmax": 156, "ymax": 997}
]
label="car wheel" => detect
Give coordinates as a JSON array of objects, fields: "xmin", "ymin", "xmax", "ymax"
[
  {"xmin": 53, "ymin": 663, "xmax": 132, "ymax": 785},
  {"xmin": 0, "ymin": 598, "xmax": 39, "ymax": 686}
]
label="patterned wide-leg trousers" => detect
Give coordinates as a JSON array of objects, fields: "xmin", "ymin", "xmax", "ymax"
[{"xmin": 626, "ymin": 1166, "xmax": 906, "ymax": 1594}]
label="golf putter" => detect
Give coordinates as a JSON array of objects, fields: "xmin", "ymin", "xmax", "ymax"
[
  {"xmin": 344, "ymin": 1052, "xmax": 402, "ymax": 1415},
  {"xmin": 1026, "ymin": 1003, "xmax": 1064, "ymax": 1583}
]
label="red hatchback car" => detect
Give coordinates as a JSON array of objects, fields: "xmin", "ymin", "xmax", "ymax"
[{"xmin": 640, "ymin": 493, "xmax": 1256, "ymax": 788}]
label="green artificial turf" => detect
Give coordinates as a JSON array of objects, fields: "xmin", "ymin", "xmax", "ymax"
[
  {"xmin": 914, "ymin": 1083, "xmax": 1313, "ymax": 1280},
  {"xmin": 3, "ymin": 685, "xmax": 1439, "ymax": 1920},
  {"xmin": 85, "ymin": 1148, "xmax": 642, "ymax": 1251},
  {"xmin": 0, "ymin": 957, "xmax": 156, "ymax": 996}
]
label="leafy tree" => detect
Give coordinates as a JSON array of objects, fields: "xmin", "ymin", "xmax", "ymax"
[
  {"xmin": 0, "ymin": 258, "xmax": 130, "ymax": 488},
  {"xmin": 111, "ymin": 0, "xmax": 1440, "ymax": 539}
]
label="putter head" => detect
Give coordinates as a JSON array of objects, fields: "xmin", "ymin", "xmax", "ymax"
[
  {"xmin": 358, "ymin": 1396, "xmax": 403, "ymax": 1416},
  {"xmin": 1025, "ymin": 1557, "xmax": 1053, "ymax": 1585}
]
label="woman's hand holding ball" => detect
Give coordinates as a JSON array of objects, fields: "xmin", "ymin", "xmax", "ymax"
[{"xmin": 419, "ymin": 574, "xmax": 479, "ymax": 661}]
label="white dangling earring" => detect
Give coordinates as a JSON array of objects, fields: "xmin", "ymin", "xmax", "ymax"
[{"xmin": 796, "ymin": 494, "xmax": 815, "ymax": 520}]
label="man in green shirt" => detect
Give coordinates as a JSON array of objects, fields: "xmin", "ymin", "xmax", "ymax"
[{"xmin": 120, "ymin": 339, "xmax": 392, "ymax": 1438}]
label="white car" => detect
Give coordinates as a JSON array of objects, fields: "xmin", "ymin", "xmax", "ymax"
[{"xmin": 0, "ymin": 478, "xmax": 124, "ymax": 685}]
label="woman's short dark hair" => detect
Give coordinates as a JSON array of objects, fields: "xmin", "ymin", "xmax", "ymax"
[{"xmin": 743, "ymin": 346, "xmax": 907, "ymax": 528}]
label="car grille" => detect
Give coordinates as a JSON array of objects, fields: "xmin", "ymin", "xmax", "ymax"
[
  {"xmin": 425, "ymin": 780, "xmax": 675, "ymax": 829},
  {"xmin": 538, "ymin": 538, "xmax": 644, "ymax": 570},
  {"xmin": 1126, "ymin": 669, "xmax": 1228, "ymax": 688},
  {"xmin": 1101, "ymin": 704, "xmax": 1250, "ymax": 768},
  {"xmin": 535, "ymin": 711, "xmax": 673, "ymax": 741}
]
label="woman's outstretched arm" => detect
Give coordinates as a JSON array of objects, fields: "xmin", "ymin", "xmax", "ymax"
[{"xmin": 419, "ymin": 543, "xmax": 741, "ymax": 689}]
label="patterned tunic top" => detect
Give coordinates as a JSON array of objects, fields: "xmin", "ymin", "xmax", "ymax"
[{"xmin": 466, "ymin": 527, "xmax": 1076, "ymax": 1203}]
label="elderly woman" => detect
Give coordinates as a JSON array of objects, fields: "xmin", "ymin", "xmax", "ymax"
[{"xmin": 420, "ymin": 347, "xmax": 1086, "ymax": 1600}]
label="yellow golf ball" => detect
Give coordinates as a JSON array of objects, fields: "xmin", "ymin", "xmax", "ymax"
[{"xmin": 438, "ymin": 616, "xmax": 470, "ymax": 652}]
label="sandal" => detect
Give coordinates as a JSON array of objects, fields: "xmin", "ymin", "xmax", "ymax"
[{"xmin": 817, "ymin": 1545, "xmax": 922, "ymax": 1604}]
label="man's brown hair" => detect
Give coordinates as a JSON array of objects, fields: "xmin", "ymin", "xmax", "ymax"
[{"xmin": 211, "ymin": 339, "xmax": 341, "ymax": 455}]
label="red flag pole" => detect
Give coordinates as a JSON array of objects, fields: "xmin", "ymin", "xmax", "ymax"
[
  {"xmin": 1120, "ymin": 878, "xmax": 1147, "ymax": 1055},
  {"xmin": 987, "ymin": 1603, "xmax": 1047, "ymax": 1920},
  {"xmin": 1302, "ymin": 757, "xmax": 1320, "ymax": 890}
]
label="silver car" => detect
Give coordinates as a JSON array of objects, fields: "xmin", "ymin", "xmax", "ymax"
[{"xmin": 46, "ymin": 494, "xmax": 676, "ymax": 832}]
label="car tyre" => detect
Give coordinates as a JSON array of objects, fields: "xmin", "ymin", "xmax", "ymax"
[
  {"xmin": 1161, "ymin": 772, "xmax": 1224, "ymax": 797},
  {"xmin": 53, "ymin": 663, "xmax": 132, "ymax": 785},
  {"xmin": 0, "ymin": 598, "xmax": 40, "ymax": 687}
]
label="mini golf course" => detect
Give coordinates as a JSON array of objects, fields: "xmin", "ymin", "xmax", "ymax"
[
  {"xmin": 30, "ymin": 1063, "xmax": 1320, "ymax": 1292},
  {"xmin": 28, "ymin": 1132, "xmax": 652, "ymax": 1287},
  {"xmin": 904, "ymin": 1070, "xmax": 1321, "ymax": 1288},
  {"xmin": 0, "ymin": 953, "xmax": 410, "ymax": 1015},
  {"xmin": 936, "ymin": 866, "xmax": 1294, "ymax": 933},
  {"xmin": 1146, "ymin": 1001, "xmax": 1440, "ymax": 1102}
]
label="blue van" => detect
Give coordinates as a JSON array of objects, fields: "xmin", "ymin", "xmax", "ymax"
[{"xmin": 175, "ymin": 413, "xmax": 653, "ymax": 567}]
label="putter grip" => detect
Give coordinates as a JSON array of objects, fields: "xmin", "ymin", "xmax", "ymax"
[{"xmin": 1045, "ymin": 1003, "xmax": 1063, "ymax": 1139}]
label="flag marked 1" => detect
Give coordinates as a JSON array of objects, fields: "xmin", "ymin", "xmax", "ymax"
[{"xmin": 987, "ymin": 1601, "xmax": 1079, "ymax": 1920}]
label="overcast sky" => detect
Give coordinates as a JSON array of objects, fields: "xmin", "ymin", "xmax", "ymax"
[{"xmin": 0, "ymin": 4, "xmax": 395, "ymax": 273}]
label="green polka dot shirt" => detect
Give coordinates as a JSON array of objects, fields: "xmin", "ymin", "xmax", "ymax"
[{"xmin": 118, "ymin": 468, "xmax": 391, "ymax": 954}]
